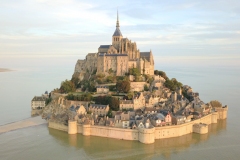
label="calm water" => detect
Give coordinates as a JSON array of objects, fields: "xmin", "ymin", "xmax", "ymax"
[{"xmin": 0, "ymin": 56, "xmax": 239, "ymax": 160}]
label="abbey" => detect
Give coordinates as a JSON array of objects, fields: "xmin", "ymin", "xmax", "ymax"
[{"xmin": 74, "ymin": 12, "xmax": 154, "ymax": 80}]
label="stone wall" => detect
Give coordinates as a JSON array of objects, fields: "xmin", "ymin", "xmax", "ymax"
[
  {"xmin": 193, "ymin": 123, "xmax": 208, "ymax": 134},
  {"xmin": 48, "ymin": 110, "xmax": 226, "ymax": 144},
  {"xmin": 97, "ymin": 54, "xmax": 129, "ymax": 76},
  {"xmin": 215, "ymin": 106, "xmax": 228, "ymax": 119},
  {"xmin": 48, "ymin": 121, "xmax": 68, "ymax": 132}
]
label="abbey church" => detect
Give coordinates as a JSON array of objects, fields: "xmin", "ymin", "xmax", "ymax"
[{"xmin": 74, "ymin": 12, "xmax": 155, "ymax": 80}]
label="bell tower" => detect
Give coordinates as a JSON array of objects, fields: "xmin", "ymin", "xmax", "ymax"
[{"xmin": 112, "ymin": 10, "xmax": 123, "ymax": 53}]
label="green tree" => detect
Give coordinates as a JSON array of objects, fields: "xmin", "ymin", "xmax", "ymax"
[
  {"xmin": 106, "ymin": 109, "xmax": 113, "ymax": 118},
  {"xmin": 45, "ymin": 97, "xmax": 52, "ymax": 105},
  {"xmin": 135, "ymin": 76, "xmax": 141, "ymax": 82},
  {"xmin": 210, "ymin": 100, "xmax": 222, "ymax": 108},
  {"xmin": 96, "ymin": 73, "xmax": 105, "ymax": 79},
  {"xmin": 127, "ymin": 92, "xmax": 134, "ymax": 100},
  {"xmin": 60, "ymin": 80, "xmax": 76, "ymax": 93},
  {"xmin": 66, "ymin": 93, "xmax": 92, "ymax": 101},
  {"xmin": 154, "ymin": 70, "xmax": 168, "ymax": 80},
  {"xmin": 106, "ymin": 76, "xmax": 114, "ymax": 83},
  {"xmin": 71, "ymin": 77, "xmax": 79, "ymax": 87},
  {"xmin": 94, "ymin": 96, "xmax": 110, "ymax": 105},
  {"xmin": 164, "ymin": 78, "xmax": 182, "ymax": 91},
  {"xmin": 108, "ymin": 68, "xmax": 114, "ymax": 74},
  {"xmin": 109, "ymin": 85, "xmax": 116, "ymax": 91},
  {"xmin": 129, "ymin": 68, "xmax": 140, "ymax": 76},
  {"xmin": 109, "ymin": 97, "xmax": 119, "ymax": 111},
  {"xmin": 116, "ymin": 80, "xmax": 130, "ymax": 93},
  {"xmin": 144, "ymin": 84, "xmax": 149, "ymax": 91}
]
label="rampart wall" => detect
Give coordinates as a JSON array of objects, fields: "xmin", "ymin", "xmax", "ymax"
[
  {"xmin": 48, "ymin": 108, "xmax": 227, "ymax": 144},
  {"xmin": 48, "ymin": 121, "xmax": 68, "ymax": 132}
]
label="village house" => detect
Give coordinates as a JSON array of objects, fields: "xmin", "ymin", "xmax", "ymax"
[
  {"xmin": 75, "ymin": 105, "xmax": 87, "ymax": 115},
  {"xmin": 191, "ymin": 111, "xmax": 202, "ymax": 119},
  {"xmin": 135, "ymin": 117, "xmax": 145, "ymax": 128},
  {"xmin": 144, "ymin": 107, "xmax": 158, "ymax": 114},
  {"xmin": 119, "ymin": 99, "xmax": 134, "ymax": 110},
  {"xmin": 150, "ymin": 113, "xmax": 166, "ymax": 127},
  {"xmin": 146, "ymin": 95, "xmax": 159, "ymax": 107},
  {"xmin": 130, "ymin": 121, "xmax": 137, "ymax": 129},
  {"xmin": 58, "ymin": 98, "xmax": 89, "ymax": 110},
  {"xmin": 31, "ymin": 96, "xmax": 47, "ymax": 109},
  {"xmin": 116, "ymin": 111, "xmax": 135, "ymax": 128},
  {"xmin": 145, "ymin": 119, "xmax": 151, "ymax": 128},
  {"xmin": 119, "ymin": 92, "xmax": 146, "ymax": 110},
  {"xmin": 185, "ymin": 115, "xmax": 193, "ymax": 122},
  {"xmin": 88, "ymin": 104, "xmax": 109, "ymax": 116},
  {"xmin": 160, "ymin": 110, "xmax": 172, "ymax": 125},
  {"xmin": 172, "ymin": 115, "xmax": 186, "ymax": 125},
  {"xmin": 96, "ymin": 85, "xmax": 109, "ymax": 94},
  {"xmin": 122, "ymin": 120, "xmax": 130, "ymax": 128},
  {"xmin": 106, "ymin": 117, "xmax": 115, "ymax": 127},
  {"xmin": 133, "ymin": 92, "xmax": 146, "ymax": 110}
]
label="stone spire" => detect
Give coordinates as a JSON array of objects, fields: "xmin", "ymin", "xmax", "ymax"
[
  {"xmin": 113, "ymin": 10, "xmax": 122, "ymax": 36},
  {"xmin": 116, "ymin": 10, "xmax": 120, "ymax": 28}
]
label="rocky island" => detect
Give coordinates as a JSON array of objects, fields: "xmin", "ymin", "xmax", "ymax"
[{"xmin": 42, "ymin": 12, "xmax": 228, "ymax": 144}]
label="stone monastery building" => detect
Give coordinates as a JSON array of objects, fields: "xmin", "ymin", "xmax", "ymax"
[{"xmin": 74, "ymin": 11, "xmax": 154, "ymax": 79}]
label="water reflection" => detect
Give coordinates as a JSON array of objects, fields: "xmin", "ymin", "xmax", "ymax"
[{"xmin": 48, "ymin": 120, "xmax": 227, "ymax": 159}]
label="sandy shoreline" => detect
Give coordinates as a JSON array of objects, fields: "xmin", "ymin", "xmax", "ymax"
[
  {"xmin": 0, "ymin": 116, "xmax": 47, "ymax": 134},
  {"xmin": 0, "ymin": 68, "xmax": 13, "ymax": 72}
]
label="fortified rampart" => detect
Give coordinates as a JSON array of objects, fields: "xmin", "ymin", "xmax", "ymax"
[{"xmin": 48, "ymin": 108, "xmax": 227, "ymax": 144}]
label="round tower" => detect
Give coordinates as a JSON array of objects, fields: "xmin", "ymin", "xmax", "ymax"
[
  {"xmin": 138, "ymin": 127, "xmax": 155, "ymax": 144},
  {"xmin": 68, "ymin": 120, "xmax": 77, "ymax": 135}
]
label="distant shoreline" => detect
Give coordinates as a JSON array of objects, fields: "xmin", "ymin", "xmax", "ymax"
[{"xmin": 0, "ymin": 68, "xmax": 13, "ymax": 72}]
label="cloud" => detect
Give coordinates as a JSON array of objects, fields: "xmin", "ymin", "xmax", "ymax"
[{"xmin": 0, "ymin": 0, "xmax": 240, "ymax": 65}]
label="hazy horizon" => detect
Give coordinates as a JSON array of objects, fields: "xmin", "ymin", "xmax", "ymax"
[{"xmin": 1, "ymin": 0, "xmax": 240, "ymax": 67}]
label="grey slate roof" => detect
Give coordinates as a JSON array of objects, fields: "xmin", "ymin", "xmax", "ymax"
[
  {"xmin": 140, "ymin": 52, "xmax": 150, "ymax": 57},
  {"xmin": 159, "ymin": 110, "xmax": 170, "ymax": 117},
  {"xmin": 153, "ymin": 113, "xmax": 165, "ymax": 120},
  {"xmin": 99, "ymin": 45, "xmax": 111, "ymax": 49},
  {"xmin": 90, "ymin": 104, "xmax": 108, "ymax": 109},
  {"xmin": 96, "ymin": 86, "xmax": 109, "ymax": 88},
  {"xmin": 32, "ymin": 96, "xmax": 47, "ymax": 101},
  {"xmin": 145, "ymin": 107, "xmax": 157, "ymax": 112},
  {"xmin": 120, "ymin": 100, "xmax": 133, "ymax": 104},
  {"xmin": 140, "ymin": 52, "xmax": 151, "ymax": 61},
  {"xmin": 99, "ymin": 53, "xmax": 128, "ymax": 57},
  {"xmin": 113, "ymin": 27, "xmax": 122, "ymax": 36}
]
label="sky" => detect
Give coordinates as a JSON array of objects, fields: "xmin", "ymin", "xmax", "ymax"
[{"xmin": 0, "ymin": 0, "xmax": 240, "ymax": 67}]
